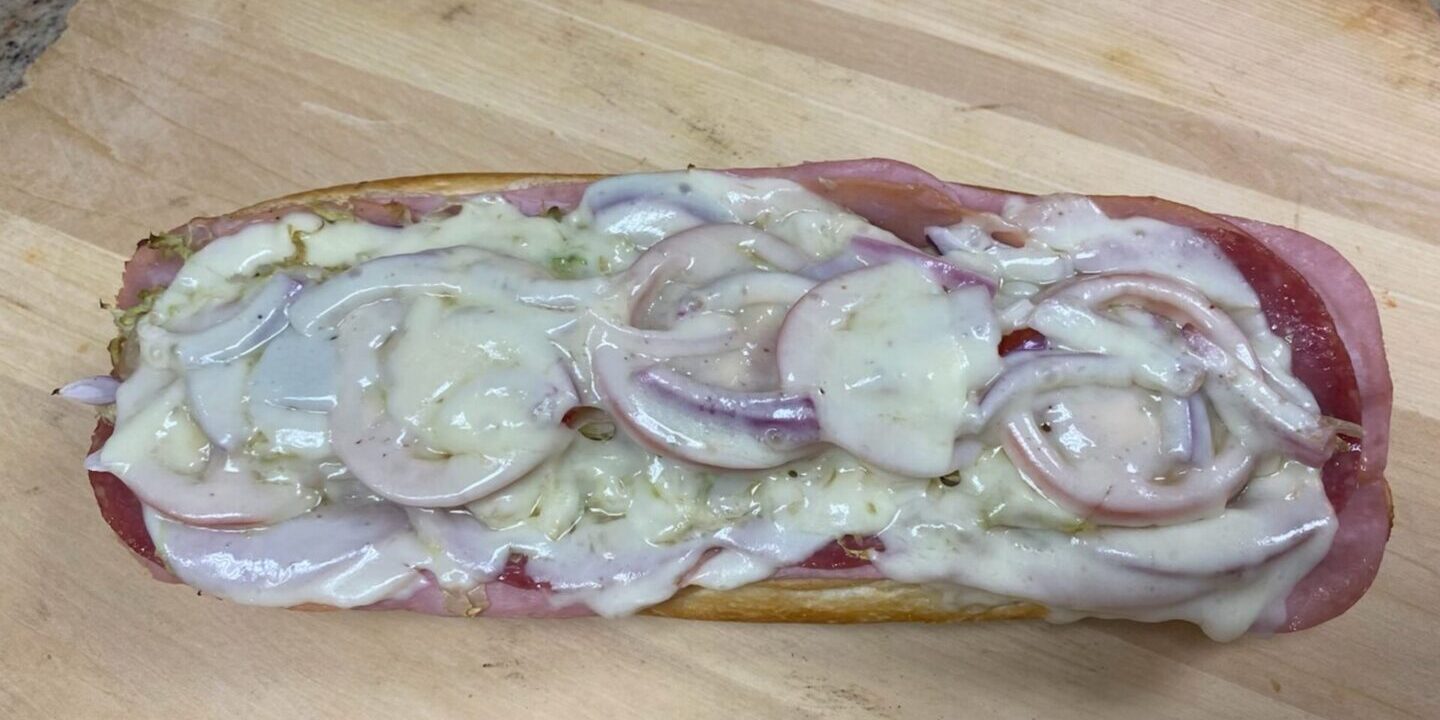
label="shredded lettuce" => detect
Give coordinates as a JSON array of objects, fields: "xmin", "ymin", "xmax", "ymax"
[
  {"xmin": 310, "ymin": 203, "xmax": 354, "ymax": 223},
  {"xmin": 106, "ymin": 336, "xmax": 126, "ymax": 375},
  {"xmin": 288, "ymin": 227, "xmax": 310, "ymax": 265},
  {"xmin": 577, "ymin": 418, "xmax": 616, "ymax": 442},
  {"xmin": 549, "ymin": 253, "xmax": 588, "ymax": 279},
  {"xmin": 112, "ymin": 287, "xmax": 161, "ymax": 334},
  {"xmin": 106, "ymin": 287, "xmax": 162, "ymax": 373}
]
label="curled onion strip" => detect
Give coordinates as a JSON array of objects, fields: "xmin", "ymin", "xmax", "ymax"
[
  {"xmin": 636, "ymin": 365, "xmax": 818, "ymax": 431},
  {"xmin": 98, "ymin": 445, "xmax": 319, "ymax": 528},
  {"xmin": 1044, "ymin": 273, "xmax": 1257, "ymax": 371},
  {"xmin": 680, "ymin": 272, "xmax": 816, "ymax": 315},
  {"xmin": 329, "ymin": 302, "xmax": 578, "ymax": 507},
  {"xmin": 1189, "ymin": 393, "xmax": 1215, "ymax": 466},
  {"xmin": 622, "ymin": 223, "xmax": 811, "ymax": 328},
  {"xmin": 800, "ymin": 236, "xmax": 995, "ymax": 291},
  {"xmin": 581, "ymin": 174, "xmax": 733, "ymax": 222},
  {"xmin": 585, "ymin": 311, "xmax": 738, "ymax": 359},
  {"xmin": 1156, "ymin": 392, "xmax": 1194, "ymax": 464},
  {"xmin": 1003, "ymin": 403, "xmax": 1254, "ymax": 527},
  {"xmin": 289, "ymin": 247, "xmax": 604, "ymax": 335},
  {"xmin": 175, "ymin": 274, "xmax": 301, "ymax": 367},
  {"xmin": 976, "ymin": 353, "xmax": 1135, "ymax": 426},
  {"xmin": 1186, "ymin": 331, "xmax": 1340, "ymax": 467},
  {"xmin": 592, "ymin": 346, "xmax": 819, "ymax": 469}
]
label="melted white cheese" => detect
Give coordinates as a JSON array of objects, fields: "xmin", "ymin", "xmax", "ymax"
[
  {"xmin": 99, "ymin": 170, "xmax": 1339, "ymax": 638},
  {"xmin": 784, "ymin": 263, "xmax": 982, "ymax": 475},
  {"xmin": 874, "ymin": 461, "xmax": 1334, "ymax": 640}
]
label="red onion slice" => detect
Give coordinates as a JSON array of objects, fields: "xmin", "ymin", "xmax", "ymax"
[
  {"xmin": 184, "ymin": 360, "xmax": 252, "ymax": 451},
  {"xmin": 174, "ymin": 274, "xmax": 301, "ymax": 367},
  {"xmin": 97, "ymin": 385, "xmax": 320, "ymax": 529},
  {"xmin": 981, "ymin": 349, "xmax": 1255, "ymax": 526},
  {"xmin": 289, "ymin": 247, "xmax": 605, "ymax": 335},
  {"xmin": 680, "ymin": 272, "xmax": 816, "ymax": 314},
  {"xmin": 55, "ymin": 376, "xmax": 120, "ymax": 405},
  {"xmin": 581, "ymin": 173, "xmax": 734, "ymax": 223},
  {"xmin": 1030, "ymin": 274, "xmax": 1341, "ymax": 467},
  {"xmin": 1026, "ymin": 307, "xmax": 1203, "ymax": 397},
  {"xmin": 622, "ymin": 223, "xmax": 810, "ymax": 328},
  {"xmin": 1189, "ymin": 393, "xmax": 1215, "ymax": 466},
  {"xmin": 976, "ymin": 353, "xmax": 1135, "ymax": 426},
  {"xmin": 592, "ymin": 348, "xmax": 819, "ymax": 469},
  {"xmin": 800, "ymin": 236, "xmax": 995, "ymax": 292},
  {"xmin": 584, "ymin": 311, "xmax": 739, "ymax": 359},
  {"xmin": 635, "ymin": 366, "xmax": 816, "ymax": 427},
  {"xmin": 1003, "ymin": 399, "xmax": 1254, "ymax": 527},
  {"xmin": 778, "ymin": 263, "xmax": 986, "ymax": 476},
  {"xmin": 1044, "ymin": 273, "xmax": 1257, "ymax": 371},
  {"xmin": 148, "ymin": 500, "xmax": 427, "ymax": 607},
  {"xmin": 1156, "ymin": 391, "xmax": 1194, "ymax": 464},
  {"xmin": 1186, "ymin": 331, "xmax": 1341, "ymax": 467},
  {"xmin": 130, "ymin": 454, "xmax": 320, "ymax": 527},
  {"xmin": 288, "ymin": 250, "xmax": 470, "ymax": 334},
  {"xmin": 330, "ymin": 302, "xmax": 578, "ymax": 507}
]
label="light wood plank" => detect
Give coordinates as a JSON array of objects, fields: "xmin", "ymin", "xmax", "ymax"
[{"xmin": 0, "ymin": 1, "xmax": 1436, "ymax": 718}]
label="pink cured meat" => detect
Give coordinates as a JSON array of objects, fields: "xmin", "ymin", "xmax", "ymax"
[
  {"xmin": 117, "ymin": 245, "xmax": 185, "ymax": 309},
  {"xmin": 1220, "ymin": 216, "xmax": 1392, "ymax": 480},
  {"xmin": 93, "ymin": 159, "xmax": 1390, "ymax": 632},
  {"xmin": 500, "ymin": 181, "xmax": 590, "ymax": 217},
  {"xmin": 1220, "ymin": 215, "xmax": 1393, "ymax": 632},
  {"xmin": 732, "ymin": 159, "xmax": 1019, "ymax": 245},
  {"xmin": 86, "ymin": 421, "xmax": 178, "ymax": 583},
  {"xmin": 480, "ymin": 584, "xmax": 596, "ymax": 618}
]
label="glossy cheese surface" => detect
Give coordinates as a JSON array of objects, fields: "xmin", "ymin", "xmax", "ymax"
[{"xmin": 96, "ymin": 170, "xmax": 1343, "ymax": 639}]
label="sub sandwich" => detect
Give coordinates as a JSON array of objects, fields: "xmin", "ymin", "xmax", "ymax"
[{"xmin": 63, "ymin": 159, "xmax": 1393, "ymax": 640}]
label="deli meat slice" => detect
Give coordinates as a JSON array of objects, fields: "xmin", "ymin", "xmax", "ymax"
[
  {"xmin": 84, "ymin": 158, "xmax": 1391, "ymax": 635},
  {"xmin": 1219, "ymin": 215, "xmax": 1393, "ymax": 631}
]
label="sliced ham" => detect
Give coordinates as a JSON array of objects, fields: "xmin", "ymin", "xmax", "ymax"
[
  {"xmin": 1220, "ymin": 215, "xmax": 1394, "ymax": 632},
  {"xmin": 733, "ymin": 159, "xmax": 1020, "ymax": 245},
  {"xmin": 500, "ymin": 180, "xmax": 591, "ymax": 217},
  {"xmin": 1023, "ymin": 194, "xmax": 1385, "ymax": 632},
  {"xmin": 86, "ymin": 421, "xmax": 175, "ymax": 581},
  {"xmin": 480, "ymin": 582, "xmax": 596, "ymax": 618},
  {"xmin": 117, "ymin": 245, "xmax": 184, "ymax": 310},
  {"xmin": 1221, "ymin": 215, "xmax": 1392, "ymax": 480},
  {"xmin": 796, "ymin": 535, "xmax": 886, "ymax": 570}
]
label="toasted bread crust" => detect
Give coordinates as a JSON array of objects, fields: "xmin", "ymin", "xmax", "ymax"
[
  {"xmin": 234, "ymin": 172, "xmax": 604, "ymax": 215},
  {"xmin": 643, "ymin": 580, "xmax": 1047, "ymax": 623}
]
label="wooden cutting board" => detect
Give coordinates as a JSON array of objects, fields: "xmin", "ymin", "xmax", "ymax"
[{"xmin": 2, "ymin": 1, "xmax": 1437, "ymax": 718}]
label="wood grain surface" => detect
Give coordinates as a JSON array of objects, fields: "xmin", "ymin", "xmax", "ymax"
[{"xmin": 2, "ymin": 1, "xmax": 1438, "ymax": 718}]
